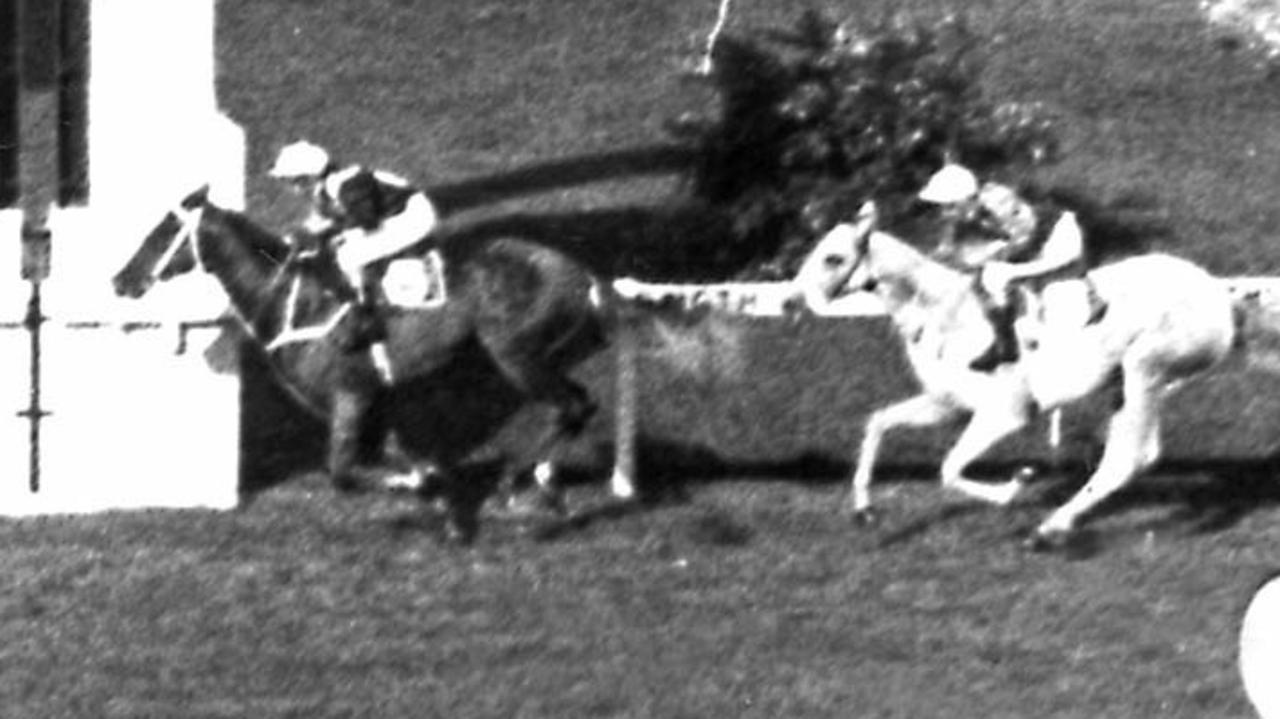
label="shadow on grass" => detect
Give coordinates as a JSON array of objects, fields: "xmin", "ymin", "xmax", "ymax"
[
  {"xmin": 240, "ymin": 352, "xmax": 1280, "ymax": 546},
  {"xmin": 420, "ymin": 143, "xmax": 775, "ymax": 281},
  {"xmin": 427, "ymin": 143, "xmax": 697, "ymax": 215},
  {"xmin": 435, "ymin": 203, "xmax": 738, "ymax": 281},
  {"xmin": 1072, "ymin": 455, "xmax": 1280, "ymax": 536}
]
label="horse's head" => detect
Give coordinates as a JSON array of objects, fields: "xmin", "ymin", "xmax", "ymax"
[
  {"xmin": 112, "ymin": 185, "xmax": 211, "ymax": 299},
  {"xmin": 793, "ymin": 201, "xmax": 879, "ymax": 310}
]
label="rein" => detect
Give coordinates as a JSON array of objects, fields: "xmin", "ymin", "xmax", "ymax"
[
  {"xmin": 152, "ymin": 201, "xmax": 205, "ymax": 281},
  {"xmin": 160, "ymin": 201, "xmax": 301, "ymax": 346}
]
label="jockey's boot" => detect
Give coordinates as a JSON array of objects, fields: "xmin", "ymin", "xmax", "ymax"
[
  {"xmin": 1084, "ymin": 279, "xmax": 1108, "ymax": 325},
  {"xmin": 969, "ymin": 303, "xmax": 1020, "ymax": 373}
]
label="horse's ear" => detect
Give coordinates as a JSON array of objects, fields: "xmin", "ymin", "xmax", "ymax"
[
  {"xmin": 852, "ymin": 200, "xmax": 878, "ymax": 249},
  {"xmin": 179, "ymin": 184, "xmax": 211, "ymax": 210},
  {"xmin": 855, "ymin": 200, "xmax": 878, "ymax": 225}
]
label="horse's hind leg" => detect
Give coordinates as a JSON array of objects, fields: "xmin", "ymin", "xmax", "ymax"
[
  {"xmin": 1032, "ymin": 373, "xmax": 1163, "ymax": 545},
  {"xmin": 489, "ymin": 350, "xmax": 597, "ymax": 512},
  {"xmin": 851, "ymin": 394, "xmax": 963, "ymax": 520}
]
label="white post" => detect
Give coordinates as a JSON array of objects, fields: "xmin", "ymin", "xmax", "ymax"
[
  {"xmin": 696, "ymin": 0, "xmax": 733, "ymax": 75},
  {"xmin": 0, "ymin": 0, "xmax": 243, "ymax": 514},
  {"xmin": 611, "ymin": 314, "xmax": 639, "ymax": 499}
]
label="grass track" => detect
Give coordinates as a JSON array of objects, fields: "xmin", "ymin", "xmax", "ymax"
[
  {"xmin": 4, "ymin": 0, "xmax": 1280, "ymax": 716},
  {"xmin": 1, "ymin": 474, "xmax": 1275, "ymax": 717}
]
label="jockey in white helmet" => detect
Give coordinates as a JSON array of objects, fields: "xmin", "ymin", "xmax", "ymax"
[
  {"xmin": 918, "ymin": 162, "xmax": 1093, "ymax": 372},
  {"xmin": 270, "ymin": 139, "xmax": 442, "ymax": 383}
]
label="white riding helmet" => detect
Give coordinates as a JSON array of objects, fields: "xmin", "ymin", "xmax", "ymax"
[
  {"xmin": 918, "ymin": 163, "xmax": 979, "ymax": 205},
  {"xmin": 269, "ymin": 140, "xmax": 331, "ymax": 179}
]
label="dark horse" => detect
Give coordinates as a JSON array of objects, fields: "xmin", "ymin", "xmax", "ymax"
[{"xmin": 112, "ymin": 186, "xmax": 637, "ymax": 538}]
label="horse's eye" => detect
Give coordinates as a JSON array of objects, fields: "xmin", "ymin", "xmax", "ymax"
[{"xmin": 823, "ymin": 255, "xmax": 845, "ymax": 268}]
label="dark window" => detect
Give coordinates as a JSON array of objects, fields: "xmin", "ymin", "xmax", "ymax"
[
  {"xmin": 57, "ymin": 0, "xmax": 88, "ymax": 205},
  {"xmin": 0, "ymin": 0, "xmax": 19, "ymax": 207}
]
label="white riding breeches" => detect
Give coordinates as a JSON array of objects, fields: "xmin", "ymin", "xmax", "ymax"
[
  {"xmin": 1041, "ymin": 279, "xmax": 1093, "ymax": 329},
  {"xmin": 334, "ymin": 193, "xmax": 438, "ymax": 287}
]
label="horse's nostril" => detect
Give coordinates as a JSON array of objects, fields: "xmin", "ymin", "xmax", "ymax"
[{"xmin": 113, "ymin": 275, "xmax": 148, "ymax": 299}]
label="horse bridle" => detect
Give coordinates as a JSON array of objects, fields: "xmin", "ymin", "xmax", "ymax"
[
  {"xmin": 147, "ymin": 198, "xmax": 294, "ymax": 346},
  {"xmin": 146, "ymin": 201, "xmax": 208, "ymax": 284},
  {"xmin": 831, "ymin": 219, "xmax": 877, "ymax": 295}
]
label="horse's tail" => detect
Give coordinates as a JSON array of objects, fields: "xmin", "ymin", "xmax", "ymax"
[{"xmin": 1230, "ymin": 287, "xmax": 1280, "ymax": 375}]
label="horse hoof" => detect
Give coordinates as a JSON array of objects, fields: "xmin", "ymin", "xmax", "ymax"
[
  {"xmin": 1023, "ymin": 533, "xmax": 1059, "ymax": 553},
  {"xmin": 412, "ymin": 466, "xmax": 449, "ymax": 501},
  {"xmin": 492, "ymin": 490, "xmax": 563, "ymax": 520},
  {"xmin": 851, "ymin": 507, "xmax": 881, "ymax": 527},
  {"xmin": 1011, "ymin": 465, "xmax": 1038, "ymax": 485},
  {"xmin": 1023, "ymin": 528, "xmax": 1073, "ymax": 553},
  {"xmin": 382, "ymin": 469, "xmax": 425, "ymax": 494}
]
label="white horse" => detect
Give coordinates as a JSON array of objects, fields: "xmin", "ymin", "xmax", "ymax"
[{"xmin": 793, "ymin": 201, "xmax": 1278, "ymax": 548}]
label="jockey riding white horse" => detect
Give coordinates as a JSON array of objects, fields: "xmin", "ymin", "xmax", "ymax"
[{"xmin": 792, "ymin": 201, "xmax": 1276, "ymax": 549}]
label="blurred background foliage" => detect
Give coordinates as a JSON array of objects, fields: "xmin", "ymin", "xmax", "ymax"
[{"xmin": 667, "ymin": 8, "xmax": 1060, "ymax": 278}]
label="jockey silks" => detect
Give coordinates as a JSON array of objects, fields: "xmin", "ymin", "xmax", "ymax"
[
  {"xmin": 312, "ymin": 165, "xmax": 419, "ymax": 233},
  {"xmin": 303, "ymin": 164, "xmax": 439, "ymax": 293}
]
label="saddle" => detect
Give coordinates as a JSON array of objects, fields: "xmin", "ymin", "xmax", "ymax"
[
  {"xmin": 1021, "ymin": 274, "xmax": 1108, "ymax": 330},
  {"xmin": 379, "ymin": 250, "xmax": 447, "ymax": 309},
  {"xmin": 970, "ymin": 273, "xmax": 1107, "ymax": 372}
]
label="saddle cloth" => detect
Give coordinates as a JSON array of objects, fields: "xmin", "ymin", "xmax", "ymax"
[
  {"xmin": 1038, "ymin": 279, "xmax": 1098, "ymax": 329},
  {"xmin": 381, "ymin": 250, "xmax": 446, "ymax": 309}
]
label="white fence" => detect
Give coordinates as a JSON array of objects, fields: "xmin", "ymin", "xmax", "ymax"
[{"xmin": 613, "ymin": 275, "xmax": 1280, "ymax": 318}]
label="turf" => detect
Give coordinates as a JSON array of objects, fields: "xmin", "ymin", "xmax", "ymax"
[
  {"xmin": 5, "ymin": 0, "xmax": 1280, "ymax": 716},
  {"xmin": 0, "ymin": 475, "xmax": 1274, "ymax": 718}
]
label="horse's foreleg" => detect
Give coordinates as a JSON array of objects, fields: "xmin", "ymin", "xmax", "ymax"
[
  {"xmin": 329, "ymin": 388, "xmax": 433, "ymax": 495},
  {"xmin": 328, "ymin": 387, "xmax": 382, "ymax": 493},
  {"xmin": 852, "ymin": 394, "xmax": 961, "ymax": 516},
  {"xmin": 939, "ymin": 403, "xmax": 1033, "ymax": 506}
]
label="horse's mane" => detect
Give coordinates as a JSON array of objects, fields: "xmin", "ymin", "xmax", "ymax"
[
  {"xmin": 203, "ymin": 203, "xmax": 291, "ymax": 264},
  {"xmin": 868, "ymin": 228, "xmax": 974, "ymax": 311}
]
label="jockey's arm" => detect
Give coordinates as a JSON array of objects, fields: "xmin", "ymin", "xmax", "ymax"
[
  {"xmin": 1002, "ymin": 211, "xmax": 1084, "ymax": 281},
  {"xmin": 332, "ymin": 191, "xmax": 439, "ymax": 275}
]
